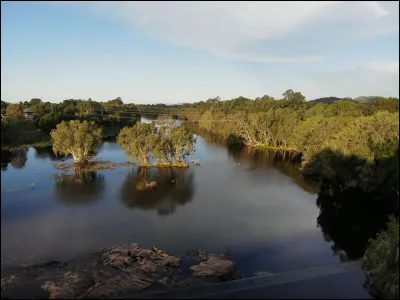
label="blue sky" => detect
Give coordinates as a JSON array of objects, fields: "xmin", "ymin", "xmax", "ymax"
[{"xmin": 1, "ymin": 1, "xmax": 399, "ymax": 104}]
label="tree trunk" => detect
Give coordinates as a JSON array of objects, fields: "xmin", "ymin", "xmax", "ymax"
[{"xmin": 141, "ymin": 156, "xmax": 149, "ymax": 165}]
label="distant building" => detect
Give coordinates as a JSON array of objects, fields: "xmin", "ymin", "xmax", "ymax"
[{"xmin": 23, "ymin": 108, "xmax": 34, "ymax": 120}]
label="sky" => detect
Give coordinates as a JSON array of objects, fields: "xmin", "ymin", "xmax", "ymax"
[{"xmin": 1, "ymin": 1, "xmax": 399, "ymax": 104}]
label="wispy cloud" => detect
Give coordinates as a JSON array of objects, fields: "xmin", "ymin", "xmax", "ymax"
[
  {"xmin": 67, "ymin": 1, "xmax": 398, "ymax": 63},
  {"xmin": 364, "ymin": 60, "xmax": 399, "ymax": 75},
  {"xmin": 301, "ymin": 60, "xmax": 399, "ymax": 99}
]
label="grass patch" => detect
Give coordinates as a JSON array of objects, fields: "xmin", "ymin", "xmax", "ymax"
[
  {"xmin": 54, "ymin": 160, "xmax": 135, "ymax": 172},
  {"xmin": 3, "ymin": 140, "xmax": 52, "ymax": 151},
  {"xmin": 138, "ymin": 162, "xmax": 189, "ymax": 168}
]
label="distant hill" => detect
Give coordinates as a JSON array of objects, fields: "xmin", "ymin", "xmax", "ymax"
[
  {"xmin": 352, "ymin": 96, "xmax": 381, "ymax": 103},
  {"xmin": 309, "ymin": 97, "xmax": 354, "ymax": 104},
  {"xmin": 310, "ymin": 96, "xmax": 389, "ymax": 104}
]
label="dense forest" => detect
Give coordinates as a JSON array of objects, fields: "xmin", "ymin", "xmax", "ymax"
[{"xmin": 167, "ymin": 91, "xmax": 399, "ymax": 205}]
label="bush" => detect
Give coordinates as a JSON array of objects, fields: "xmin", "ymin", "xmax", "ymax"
[{"xmin": 362, "ymin": 215, "xmax": 399, "ymax": 299}]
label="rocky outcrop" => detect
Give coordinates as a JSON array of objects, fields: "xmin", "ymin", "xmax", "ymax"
[
  {"xmin": 190, "ymin": 251, "xmax": 236, "ymax": 281},
  {"xmin": 1, "ymin": 244, "xmax": 240, "ymax": 299}
]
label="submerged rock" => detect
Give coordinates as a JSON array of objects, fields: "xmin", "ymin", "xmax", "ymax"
[
  {"xmin": 190, "ymin": 252, "xmax": 236, "ymax": 281},
  {"xmin": 1, "ymin": 275, "xmax": 19, "ymax": 298},
  {"xmin": 1, "ymin": 244, "xmax": 240, "ymax": 299}
]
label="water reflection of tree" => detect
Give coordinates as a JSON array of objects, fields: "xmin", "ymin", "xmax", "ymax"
[
  {"xmin": 226, "ymin": 145, "xmax": 319, "ymax": 195},
  {"xmin": 316, "ymin": 185, "xmax": 390, "ymax": 261},
  {"xmin": 120, "ymin": 167, "xmax": 195, "ymax": 216},
  {"xmin": 54, "ymin": 169, "xmax": 105, "ymax": 206},
  {"xmin": 10, "ymin": 148, "xmax": 28, "ymax": 169},
  {"xmin": 1, "ymin": 150, "xmax": 12, "ymax": 171}
]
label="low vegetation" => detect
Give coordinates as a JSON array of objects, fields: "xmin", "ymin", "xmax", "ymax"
[
  {"xmin": 1, "ymin": 119, "xmax": 51, "ymax": 150},
  {"xmin": 362, "ymin": 216, "xmax": 399, "ymax": 299}
]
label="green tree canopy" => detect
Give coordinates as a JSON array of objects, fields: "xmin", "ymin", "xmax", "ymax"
[
  {"xmin": 157, "ymin": 121, "xmax": 196, "ymax": 162},
  {"xmin": 50, "ymin": 120, "xmax": 103, "ymax": 164},
  {"xmin": 29, "ymin": 98, "xmax": 42, "ymax": 106},
  {"xmin": 6, "ymin": 103, "xmax": 24, "ymax": 119},
  {"xmin": 117, "ymin": 122, "xmax": 158, "ymax": 165},
  {"xmin": 362, "ymin": 216, "xmax": 399, "ymax": 299}
]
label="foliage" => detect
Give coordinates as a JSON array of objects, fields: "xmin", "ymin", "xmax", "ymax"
[
  {"xmin": 50, "ymin": 120, "xmax": 103, "ymax": 164},
  {"xmin": 117, "ymin": 121, "xmax": 196, "ymax": 165},
  {"xmin": 6, "ymin": 103, "xmax": 24, "ymax": 119},
  {"xmin": 1, "ymin": 119, "xmax": 50, "ymax": 149},
  {"xmin": 38, "ymin": 113, "xmax": 60, "ymax": 134},
  {"xmin": 1, "ymin": 118, "xmax": 9, "ymax": 145},
  {"xmin": 362, "ymin": 216, "xmax": 399, "ymax": 299},
  {"xmin": 117, "ymin": 122, "xmax": 158, "ymax": 165},
  {"xmin": 157, "ymin": 120, "xmax": 196, "ymax": 162},
  {"xmin": 324, "ymin": 111, "xmax": 399, "ymax": 162}
]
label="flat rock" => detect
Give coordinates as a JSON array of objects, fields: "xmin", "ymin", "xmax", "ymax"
[{"xmin": 1, "ymin": 244, "xmax": 240, "ymax": 299}]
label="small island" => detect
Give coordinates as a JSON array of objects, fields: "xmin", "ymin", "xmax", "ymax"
[{"xmin": 50, "ymin": 119, "xmax": 196, "ymax": 170}]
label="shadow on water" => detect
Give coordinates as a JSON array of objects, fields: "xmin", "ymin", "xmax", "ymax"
[
  {"xmin": 53, "ymin": 169, "xmax": 106, "ymax": 206},
  {"xmin": 34, "ymin": 146, "xmax": 72, "ymax": 161},
  {"xmin": 316, "ymin": 186, "xmax": 391, "ymax": 261},
  {"xmin": 1, "ymin": 149, "xmax": 12, "ymax": 171},
  {"xmin": 120, "ymin": 167, "xmax": 195, "ymax": 216},
  {"xmin": 225, "ymin": 145, "xmax": 320, "ymax": 195},
  {"xmin": 303, "ymin": 147, "xmax": 399, "ymax": 262}
]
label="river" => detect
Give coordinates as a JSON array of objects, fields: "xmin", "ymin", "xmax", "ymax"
[{"xmin": 1, "ymin": 118, "xmax": 363, "ymax": 278}]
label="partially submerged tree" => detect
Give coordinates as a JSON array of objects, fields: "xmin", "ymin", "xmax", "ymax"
[
  {"xmin": 50, "ymin": 120, "xmax": 103, "ymax": 164},
  {"xmin": 117, "ymin": 122, "xmax": 158, "ymax": 165},
  {"xmin": 168, "ymin": 124, "xmax": 196, "ymax": 162},
  {"xmin": 117, "ymin": 121, "xmax": 196, "ymax": 165},
  {"xmin": 153, "ymin": 120, "xmax": 195, "ymax": 163}
]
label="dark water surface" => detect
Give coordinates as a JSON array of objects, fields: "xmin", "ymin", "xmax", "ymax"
[{"xmin": 1, "ymin": 119, "xmax": 359, "ymax": 278}]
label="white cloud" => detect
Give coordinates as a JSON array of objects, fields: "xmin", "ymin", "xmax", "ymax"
[{"xmin": 69, "ymin": 1, "xmax": 398, "ymax": 63}]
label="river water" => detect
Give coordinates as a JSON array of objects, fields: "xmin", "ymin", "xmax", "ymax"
[{"xmin": 1, "ymin": 119, "xmax": 357, "ymax": 277}]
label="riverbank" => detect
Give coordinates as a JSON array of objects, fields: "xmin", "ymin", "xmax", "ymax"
[
  {"xmin": 2, "ymin": 140, "xmax": 52, "ymax": 151},
  {"xmin": 1, "ymin": 121, "xmax": 121, "ymax": 151}
]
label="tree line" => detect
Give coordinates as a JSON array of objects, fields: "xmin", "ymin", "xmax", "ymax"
[
  {"xmin": 1, "ymin": 97, "xmax": 140, "ymax": 135},
  {"xmin": 147, "ymin": 90, "xmax": 399, "ymax": 190}
]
